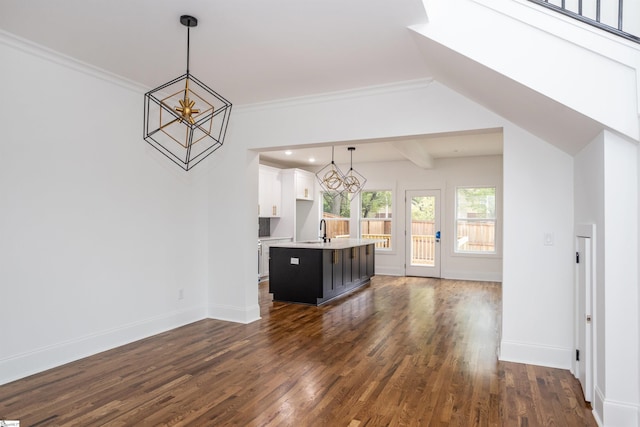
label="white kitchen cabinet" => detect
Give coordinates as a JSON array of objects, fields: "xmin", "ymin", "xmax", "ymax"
[
  {"xmin": 295, "ymin": 169, "xmax": 315, "ymax": 201},
  {"xmin": 258, "ymin": 165, "xmax": 282, "ymax": 217},
  {"xmin": 272, "ymin": 168, "xmax": 319, "ymax": 242},
  {"xmin": 259, "ymin": 237, "xmax": 292, "ymax": 280}
]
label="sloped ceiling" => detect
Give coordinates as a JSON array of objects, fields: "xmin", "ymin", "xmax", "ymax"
[{"xmin": 409, "ymin": 31, "xmax": 604, "ymax": 155}]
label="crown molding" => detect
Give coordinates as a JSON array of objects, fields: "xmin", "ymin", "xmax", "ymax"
[
  {"xmin": 234, "ymin": 77, "xmax": 435, "ymax": 114},
  {"xmin": 0, "ymin": 29, "xmax": 148, "ymax": 94}
]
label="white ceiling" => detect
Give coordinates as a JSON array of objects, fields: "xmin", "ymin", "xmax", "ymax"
[
  {"xmin": 259, "ymin": 130, "xmax": 504, "ymax": 168},
  {"xmin": 409, "ymin": 34, "xmax": 604, "ymax": 154},
  {"xmin": 0, "ymin": 0, "xmax": 602, "ymax": 162},
  {"xmin": 0, "ymin": 0, "xmax": 432, "ymax": 105}
]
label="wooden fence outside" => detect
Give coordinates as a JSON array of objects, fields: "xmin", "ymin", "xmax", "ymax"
[
  {"xmin": 361, "ymin": 220, "xmax": 392, "ymax": 235},
  {"xmin": 324, "ymin": 219, "xmax": 349, "ymax": 239},
  {"xmin": 326, "ymin": 219, "xmax": 495, "ymax": 255},
  {"xmin": 361, "ymin": 234, "xmax": 391, "ymax": 248},
  {"xmin": 360, "ymin": 234, "xmax": 435, "ymax": 265},
  {"xmin": 456, "ymin": 220, "xmax": 495, "ymax": 252}
]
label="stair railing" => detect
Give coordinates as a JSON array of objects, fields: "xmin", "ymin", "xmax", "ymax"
[{"xmin": 527, "ymin": 0, "xmax": 639, "ymax": 43}]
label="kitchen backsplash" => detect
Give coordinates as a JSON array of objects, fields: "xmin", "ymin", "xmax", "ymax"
[{"xmin": 258, "ymin": 217, "xmax": 270, "ymax": 237}]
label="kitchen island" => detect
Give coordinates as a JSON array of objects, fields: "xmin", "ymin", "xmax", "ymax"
[{"xmin": 268, "ymin": 239, "xmax": 377, "ymax": 305}]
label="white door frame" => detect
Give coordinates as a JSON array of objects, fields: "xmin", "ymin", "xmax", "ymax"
[
  {"xmin": 405, "ymin": 189, "xmax": 441, "ymax": 278},
  {"xmin": 575, "ymin": 223, "xmax": 596, "ymax": 403}
]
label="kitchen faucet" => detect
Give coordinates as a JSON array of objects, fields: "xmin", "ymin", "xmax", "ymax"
[{"xmin": 320, "ymin": 219, "xmax": 329, "ymax": 243}]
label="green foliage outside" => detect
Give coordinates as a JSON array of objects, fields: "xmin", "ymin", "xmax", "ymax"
[
  {"xmin": 361, "ymin": 190, "xmax": 392, "ymax": 219},
  {"xmin": 323, "ymin": 192, "xmax": 350, "ymax": 218},
  {"xmin": 456, "ymin": 187, "xmax": 496, "ymax": 219},
  {"xmin": 411, "ymin": 196, "xmax": 435, "ymax": 221}
]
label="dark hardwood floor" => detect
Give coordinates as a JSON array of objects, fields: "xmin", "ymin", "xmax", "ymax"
[{"xmin": 0, "ymin": 276, "xmax": 596, "ymax": 426}]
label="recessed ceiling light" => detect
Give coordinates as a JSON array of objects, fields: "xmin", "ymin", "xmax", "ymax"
[
  {"xmin": 285, "ymin": 150, "xmax": 293, "ymax": 156},
  {"xmin": 309, "ymin": 157, "xmax": 316, "ymax": 163}
]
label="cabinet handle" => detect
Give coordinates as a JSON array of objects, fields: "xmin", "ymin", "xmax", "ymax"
[
  {"xmin": 304, "ymin": 188, "xmax": 308, "ymax": 198},
  {"xmin": 258, "ymin": 204, "xmax": 260, "ymax": 215},
  {"xmin": 272, "ymin": 205, "xmax": 277, "ymax": 216},
  {"xmin": 333, "ymin": 250, "xmax": 338, "ymax": 264}
]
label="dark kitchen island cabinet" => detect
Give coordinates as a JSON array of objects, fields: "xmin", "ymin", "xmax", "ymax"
[{"xmin": 268, "ymin": 239, "xmax": 376, "ymax": 305}]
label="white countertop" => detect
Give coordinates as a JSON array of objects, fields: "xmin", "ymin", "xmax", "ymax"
[
  {"xmin": 258, "ymin": 236, "xmax": 293, "ymax": 241},
  {"xmin": 268, "ymin": 238, "xmax": 380, "ymax": 249}
]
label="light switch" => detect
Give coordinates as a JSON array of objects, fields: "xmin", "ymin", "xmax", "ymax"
[{"xmin": 544, "ymin": 232, "xmax": 554, "ymax": 246}]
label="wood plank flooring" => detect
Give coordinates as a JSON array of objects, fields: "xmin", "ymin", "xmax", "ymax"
[{"xmin": 0, "ymin": 276, "xmax": 596, "ymax": 426}]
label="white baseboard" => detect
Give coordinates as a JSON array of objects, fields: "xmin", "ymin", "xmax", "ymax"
[
  {"xmin": 373, "ymin": 267, "xmax": 502, "ymax": 282},
  {"xmin": 374, "ymin": 266, "xmax": 404, "ymax": 276},
  {"xmin": 442, "ymin": 270, "xmax": 503, "ymax": 282},
  {"xmin": 499, "ymin": 339, "xmax": 572, "ymax": 369},
  {"xmin": 208, "ymin": 303, "xmax": 261, "ymax": 324},
  {"xmin": 593, "ymin": 386, "xmax": 605, "ymax": 426},
  {"xmin": 602, "ymin": 396, "xmax": 639, "ymax": 427},
  {"xmin": 0, "ymin": 306, "xmax": 207, "ymax": 386}
]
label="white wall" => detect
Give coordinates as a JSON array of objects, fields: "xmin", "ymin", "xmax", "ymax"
[
  {"xmin": 571, "ymin": 130, "xmax": 640, "ymax": 426},
  {"xmin": 330, "ymin": 156, "xmax": 503, "ymax": 280},
  {"xmin": 574, "ymin": 133, "xmax": 606, "ymax": 420},
  {"xmin": 601, "ymin": 131, "xmax": 639, "ymax": 426},
  {"xmin": 232, "ymin": 80, "xmax": 504, "ymax": 148},
  {"xmin": 574, "ymin": 131, "xmax": 606, "ymax": 421},
  {"xmin": 205, "ymin": 145, "xmax": 261, "ymax": 323},
  {"xmin": 501, "ymin": 126, "xmax": 575, "ymax": 369},
  {"xmin": 0, "ymin": 34, "xmax": 209, "ymax": 385}
]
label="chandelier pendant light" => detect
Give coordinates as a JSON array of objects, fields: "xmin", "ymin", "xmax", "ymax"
[
  {"xmin": 143, "ymin": 15, "xmax": 232, "ymax": 171},
  {"xmin": 315, "ymin": 146, "xmax": 366, "ymax": 201},
  {"xmin": 343, "ymin": 147, "xmax": 367, "ymax": 200},
  {"xmin": 316, "ymin": 146, "xmax": 347, "ymax": 194}
]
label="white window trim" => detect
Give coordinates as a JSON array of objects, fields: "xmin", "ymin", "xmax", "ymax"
[
  {"xmin": 454, "ymin": 186, "xmax": 497, "ymax": 256},
  {"xmin": 359, "ymin": 189, "xmax": 394, "ymax": 253}
]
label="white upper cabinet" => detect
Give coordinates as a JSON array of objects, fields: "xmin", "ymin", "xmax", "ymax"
[
  {"xmin": 259, "ymin": 165, "xmax": 282, "ymax": 217},
  {"xmin": 295, "ymin": 169, "xmax": 315, "ymax": 201}
]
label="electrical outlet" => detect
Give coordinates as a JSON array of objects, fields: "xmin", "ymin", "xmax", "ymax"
[{"xmin": 178, "ymin": 288, "xmax": 184, "ymax": 300}]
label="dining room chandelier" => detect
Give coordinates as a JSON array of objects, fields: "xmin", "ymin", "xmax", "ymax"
[
  {"xmin": 143, "ymin": 15, "xmax": 232, "ymax": 171},
  {"xmin": 315, "ymin": 146, "xmax": 366, "ymax": 200}
]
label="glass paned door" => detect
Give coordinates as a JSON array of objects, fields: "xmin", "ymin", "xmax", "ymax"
[{"xmin": 405, "ymin": 190, "xmax": 440, "ymax": 277}]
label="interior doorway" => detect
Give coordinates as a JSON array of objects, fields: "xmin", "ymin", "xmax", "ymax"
[{"xmin": 575, "ymin": 224, "xmax": 595, "ymax": 403}]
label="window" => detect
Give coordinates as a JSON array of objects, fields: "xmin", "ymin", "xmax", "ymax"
[
  {"xmin": 360, "ymin": 190, "xmax": 392, "ymax": 249},
  {"xmin": 321, "ymin": 192, "xmax": 351, "ymax": 239},
  {"xmin": 455, "ymin": 187, "xmax": 496, "ymax": 253}
]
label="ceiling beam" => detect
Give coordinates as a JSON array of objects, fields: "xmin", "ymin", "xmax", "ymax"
[{"xmin": 390, "ymin": 140, "xmax": 434, "ymax": 169}]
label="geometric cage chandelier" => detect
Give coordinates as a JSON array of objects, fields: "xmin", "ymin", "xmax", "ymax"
[
  {"xmin": 316, "ymin": 146, "xmax": 366, "ymax": 201},
  {"xmin": 342, "ymin": 146, "xmax": 367, "ymax": 200},
  {"xmin": 143, "ymin": 15, "xmax": 232, "ymax": 171},
  {"xmin": 315, "ymin": 146, "xmax": 346, "ymax": 193}
]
